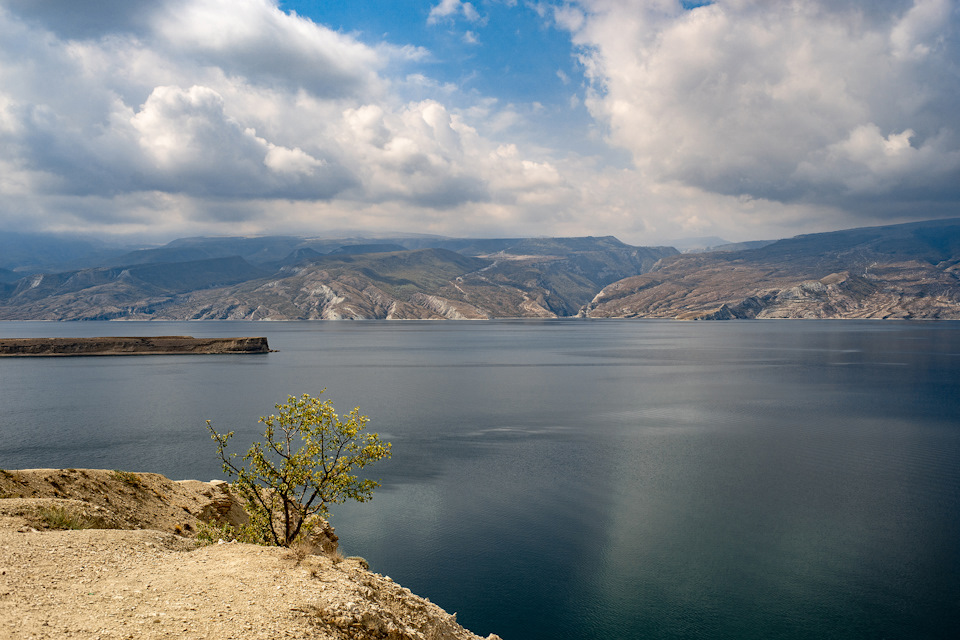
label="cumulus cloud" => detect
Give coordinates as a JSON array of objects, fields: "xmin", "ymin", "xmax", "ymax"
[
  {"xmin": 891, "ymin": 0, "xmax": 952, "ymax": 59},
  {"xmin": 0, "ymin": 0, "xmax": 574, "ymax": 237},
  {"xmin": 128, "ymin": 84, "xmax": 344, "ymax": 198},
  {"xmin": 794, "ymin": 124, "xmax": 960, "ymax": 201},
  {"xmin": 1, "ymin": 0, "xmax": 959, "ymax": 245},
  {"xmin": 563, "ymin": 0, "xmax": 960, "ymax": 214},
  {"xmin": 152, "ymin": 0, "xmax": 387, "ymax": 98}
]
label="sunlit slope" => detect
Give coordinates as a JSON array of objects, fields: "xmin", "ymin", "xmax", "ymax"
[{"xmin": 583, "ymin": 219, "xmax": 960, "ymax": 320}]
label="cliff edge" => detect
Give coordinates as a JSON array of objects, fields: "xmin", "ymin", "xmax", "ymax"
[{"xmin": 0, "ymin": 469, "xmax": 500, "ymax": 640}]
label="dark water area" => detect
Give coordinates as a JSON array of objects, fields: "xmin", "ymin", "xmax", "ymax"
[{"xmin": 1, "ymin": 319, "xmax": 959, "ymax": 639}]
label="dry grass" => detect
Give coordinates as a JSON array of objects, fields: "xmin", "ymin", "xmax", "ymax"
[
  {"xmin": 289, "ymin": 537, "xmax": 318, "ymax": 565},
  {"xmin": 35, "ymin": 505, "xmax": 102, "ymax": 530},
  {"xmin": 110, "ymin": 470, "xmax": 142, "ymax": 488}
]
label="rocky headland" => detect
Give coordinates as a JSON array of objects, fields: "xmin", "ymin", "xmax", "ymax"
[
  {"xmin": 0, "ymin": 336, "xmax": 270, "ymax": 356},
  {"xmin": 0, "ymin": 468, "xmax": 499, "ymax": 640}
]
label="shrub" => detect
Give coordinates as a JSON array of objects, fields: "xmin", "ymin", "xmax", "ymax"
[
  {"xmin": 35, "ymin": 505, "xmax": 100, "ymax": 530},
  {"xmin": 111, "ymin": 470, "xmax": 142, "ymax": 488},
  {"xmin": 206, "ymin": 391, "xmax": 391, "ymax": 547}
]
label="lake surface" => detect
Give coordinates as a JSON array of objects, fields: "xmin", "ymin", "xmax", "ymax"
[{"xmin": 1, "ymin": 320, "xmax": 959, "ymax": 639}]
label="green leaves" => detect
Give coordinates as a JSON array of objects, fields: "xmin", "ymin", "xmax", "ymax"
[{"xmin": 206, "ymin": 391, "xmax": 391, "ymax": 547}]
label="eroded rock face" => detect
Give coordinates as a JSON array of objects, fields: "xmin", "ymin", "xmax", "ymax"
[
  {"xmin": 193, "ymin": 479, "xmax": 248, "ymax": 527},
  {"xmin": 0, "ymin": 239, "xmax": 677, "ymax": 320},
  {"xmin": 583, "ymin": 218, "xmax": 960, "ymax": 320},
  {"xmin": 409, "ymin": 293, "xmax": 490, "ymax": 319},
  {"xmin": 585, "ymin": 263, "xmax": 960, "ymax": 320}
]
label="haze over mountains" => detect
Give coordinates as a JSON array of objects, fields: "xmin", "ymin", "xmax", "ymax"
[{"xmin": 1, "ymin": 218, "xmax": 959, "ymax": 321}]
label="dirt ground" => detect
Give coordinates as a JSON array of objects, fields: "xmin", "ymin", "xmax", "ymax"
[{"xmin": 0, "ymin": 469, "xmax": 500, "ymax": 640}]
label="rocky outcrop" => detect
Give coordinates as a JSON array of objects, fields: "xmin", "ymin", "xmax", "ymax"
[
  {"xmin": 676, "ymin": 296, "xmax": 768, "ymax": 320},
  {"xmin": 0, "ymin": 336, "xmax": 270, "ymax": 356},
  {"xmin": 0, "ymin": 469, "xmax": 500, "ymax": 640},
  {"xmin": 409, "ymin": 293, "xmax": 490, "ymax": 319}
]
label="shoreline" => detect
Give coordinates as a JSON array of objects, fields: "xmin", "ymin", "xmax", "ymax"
[
  {"xmin": 0, "ymin": 468, "xmax": 499, "ymax": 640},
  {"xmin": 0, "ymin": 336, "xmax": 271, "ymax": 356}
]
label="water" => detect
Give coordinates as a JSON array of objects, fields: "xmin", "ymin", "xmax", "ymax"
[{"xmin": 1, "ymin": 320, "xmax": 958, "ymax": 639}]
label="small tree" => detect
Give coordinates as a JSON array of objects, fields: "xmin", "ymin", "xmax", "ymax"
[{"xmin": 206, "ymin": 391, "xmax": 391, "ymax": 547}]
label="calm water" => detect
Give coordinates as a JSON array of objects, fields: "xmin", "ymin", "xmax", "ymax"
[{"xmin": 1, "ymin": 320, "xmax": 959, "ymax": 639}]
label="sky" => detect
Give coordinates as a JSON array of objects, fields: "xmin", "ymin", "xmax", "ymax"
[{"xmin": 0, "ymin": 0, "xmax": 958, "ymax": 245}]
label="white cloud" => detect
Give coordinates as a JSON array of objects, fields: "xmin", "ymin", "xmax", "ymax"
[
  {"xmin": 0, "ymin": 0, "xmax": 566, "ymax": 232},
  {"xmin": 891, "ymin": 0, "xmax": 951, "ymax": 59},
  {"xmin": 463, "ymin": 2, "xmax": 481, "ymax": 22},
  {"xmin": 552, "ymin": 4, "xmax": 585, "ymax": 31},
  {"xmin": 564, "ymin": 0, "xmax": 960, "ymax": 212},
  {"xmin": 153, "ymin": 0, "xmax": 385, "ymax": 98},
  {"xmin": 131, "ymin": 86, "xmax": 240, "ymax": 170},
  {"xmin": 427, "ymin": 0, "xmax": 482, "ymax": 25},
  {"xmin": 794, "ymin": 123, "xmax": 960, "ymax": 196},
  {"xmin": 1, "ymin": 0, "xmax": 959, "ymax": 245},
  {"xmin": 263, "ymin": 144, "xmax": 324, "ymax": 176},
  {"xmin": 125, "ymin": 84, "xmax": 347, "ymax": 198}
]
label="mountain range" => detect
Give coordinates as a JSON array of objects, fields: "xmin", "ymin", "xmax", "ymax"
[
  {"xmin": 0, "ymin": 235, "xmax": 674, "ymax": 320},
  {"xmin": 582, "ymin": 218, "xmax": 960, "ymax": 320},
  {"xmin": 1, "ymin": 218, "xmax": 958, "ymax": 320}
]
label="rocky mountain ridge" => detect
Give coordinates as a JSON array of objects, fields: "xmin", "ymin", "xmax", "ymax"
[
  {"xmin": 0, "ymin": 236, "xmax": 677, "ymax": 320},
  {"xmin": 2, "ymin": 220, "xmax": 959, "ymax": 320},
  {"xmin": 582, "ymin": 218, "xmax": 960, "ymax": 319}
]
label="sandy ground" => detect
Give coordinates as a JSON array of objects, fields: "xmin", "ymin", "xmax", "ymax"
[{"xmin": 0, "ymin": 469, "xmax": 499, "ymax": 640}]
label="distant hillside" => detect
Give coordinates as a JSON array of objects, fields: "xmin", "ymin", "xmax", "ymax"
[
  {"xmin": 6, "ymin": 221, "xmax": 956, "ymax": 321},
  {"xmin": 327, "ymin": 243, "xmax": 408, "ymax": 256},
  {"xmin": 687, "ymin": 240, "xmax": 776, "ymax": 253},
  {"xmin": 0, "ymin": 237, "xmax": 677, "ymax": 320},
  {"xmin": 666, "ymin": 236, "xmax": 731, "ymax": 252},
  {"xmin": 0, "ymin": 269, "xmax": 16, "ymax": 300},
  {"xmin": 0, "ymin": 232, "xmax": 132, "ymax": 272},
  {"xmin": 582, "ymin": 218, "xmax": 960, "ymax": 320},
  {"xmin": 0, "ymin": 256, "xmax": 267, "ymax": 320},
  {"xmin": 109, "ymin": 236, "xmax": 308, "ymax": 267}
]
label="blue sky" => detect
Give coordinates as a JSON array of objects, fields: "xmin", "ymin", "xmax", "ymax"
[
  {"xmin": 280, "ymin": 1, "xmax": 582, "ymax": 105},
  {"xmin": 278, "ymin": 0, "xmax": 604, "ymax": 157},
  {"xmin": 0, "ymin": 0, "xmax": 958, "ymax": 244}
]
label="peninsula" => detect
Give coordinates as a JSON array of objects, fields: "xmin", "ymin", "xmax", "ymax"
[
  {"xmin": 0, "ymin": 468, "xmax": 499, "ymax": 640},
  {"xmin": 0, "ymin": 336, "xmax": 271, "ymax": 356}
]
